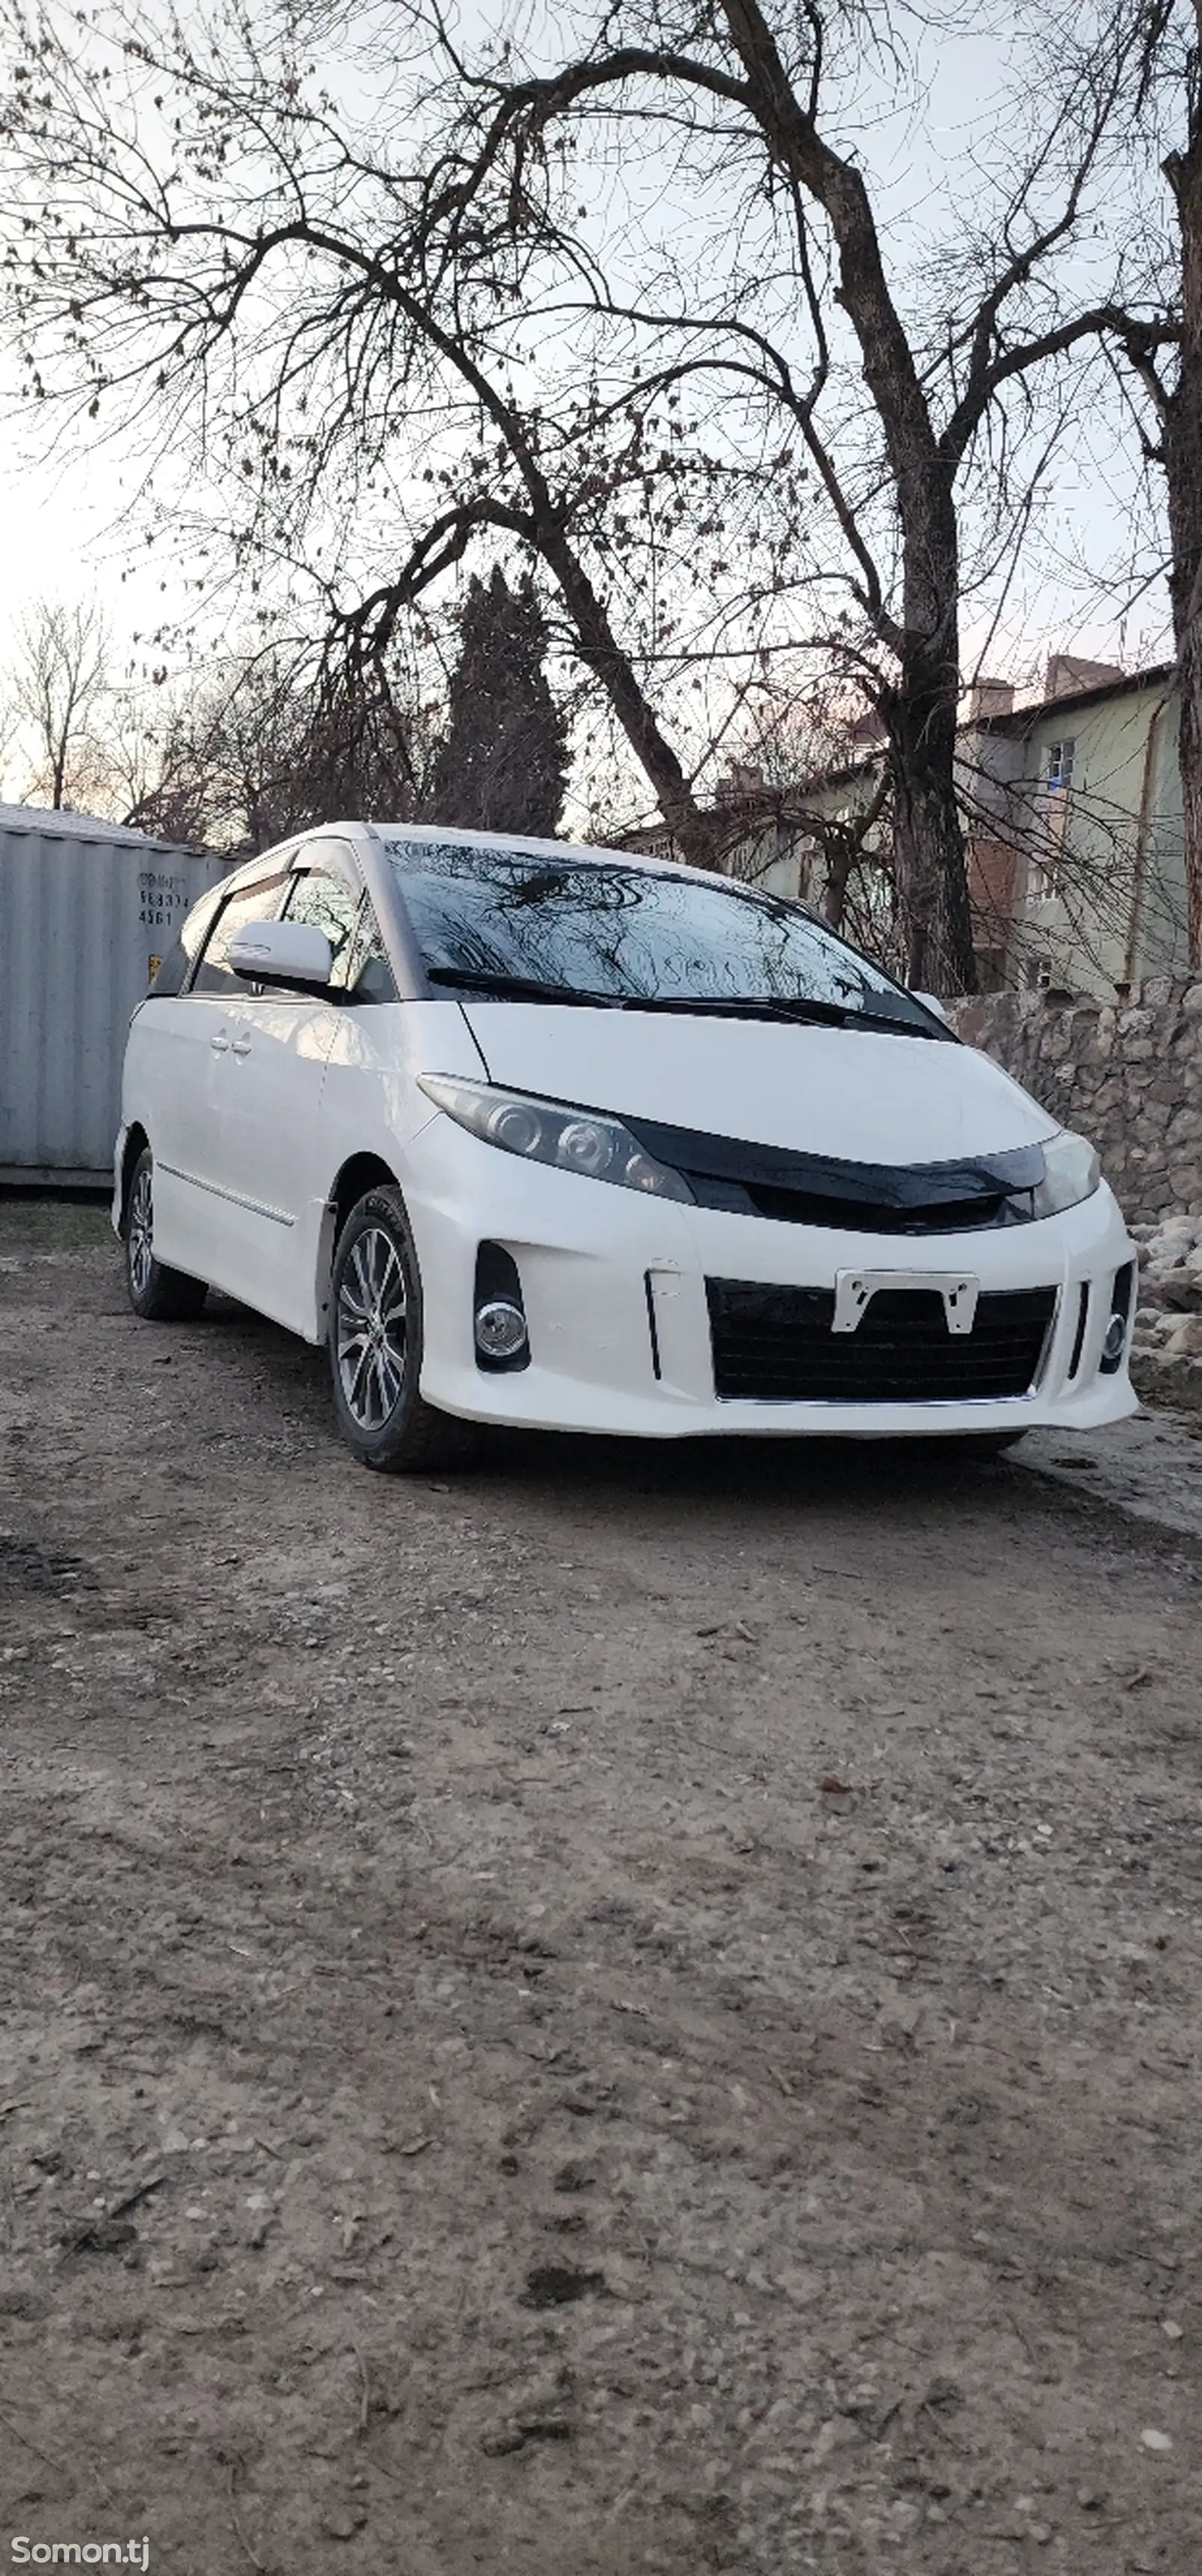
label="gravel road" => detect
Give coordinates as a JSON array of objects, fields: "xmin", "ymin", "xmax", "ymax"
[{"xmin": 0, "ymin": 1203, "xmax": 1199, "ymax": 2574}]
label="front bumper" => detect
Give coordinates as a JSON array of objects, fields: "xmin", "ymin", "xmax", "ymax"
[{"xmin": 402, "ymin": 1119, "xmax": 1138, "ymax": 1439}]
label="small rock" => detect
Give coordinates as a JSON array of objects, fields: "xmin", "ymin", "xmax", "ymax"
[
  {"xmin": 1131, "ymin": 1349, "xmax": 1202, "ymax": 1409},
  {"xmin": 320, "ymin": 2508, "xmax": 367, "ymax": 2538},
  {"xmin": 1161, "ymin": 2319, "xmax": 1184, "ymax": 2341},
  {"xmin": 520, "ymin": 2262, "xmax": 606, "ymax": 2309},
  {"xmin": 163, "ymin": 2129, "xmax": 189, "ymax": 2154},
  {"xmin": 1139, "ymin": 2427, "xmax": 1173, "ymax": 2453},
  {"xmin": 1160, "ymin": 1267, "xmax": 1202, "ymax": 1312}
]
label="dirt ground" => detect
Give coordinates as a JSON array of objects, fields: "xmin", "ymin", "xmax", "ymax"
[{"xmin": 0, "ymin": 1200, "xmax": 1199, "ymax": 2576}]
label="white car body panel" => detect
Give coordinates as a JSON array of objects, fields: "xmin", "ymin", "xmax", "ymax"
[
  {"xmin": 197, "ymin": 990, "xmax": 341, "ymax": 1334},
  {"xmin": 458, "ymin": 1004, "xmax": 1057, "ymax": 1164},
  {"xmin": 115, "ymin": 819, "xmax": 1139, "ymax": 1445}
]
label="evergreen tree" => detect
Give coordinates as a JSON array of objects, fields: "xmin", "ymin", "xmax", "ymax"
[{"xmin": 424, "ymin": 569, "xmax": 568, "ymax": 837}]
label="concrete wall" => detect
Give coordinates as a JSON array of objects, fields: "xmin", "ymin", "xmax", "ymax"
[{"xmin": 950, "ymin": 979, "xmax": 1202, "ymax": 1226}]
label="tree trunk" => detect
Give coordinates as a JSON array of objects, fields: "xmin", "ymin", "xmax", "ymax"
[
  {"xmin": 886, "ymin": 661, "xmax": 977, "ymax": 993},
  {"xmin": 533, "ymin": 515, "xmax": 715, "ymax": 868},
  {"xmin": 882, "ymin": 477, "xmax": 977, "ymax": 995},
  {"xmin": 716, "ymin": 0, "xmax": 977, "ymax": 992},
  {"xmin": 1164, "ymin": 56, "xmax": 1202, "ymax": 969},
  {"xmin": 821, "ymin": 838, "xmax": 853, "ymax": 933},
  {"xmin": 1172, "ymin": 546, "xmax": 1202, "ymax": 968}
]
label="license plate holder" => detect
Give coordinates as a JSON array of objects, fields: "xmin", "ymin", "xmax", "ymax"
[{"xmin": 832, "ymin": 1267, "xmax": 980, "ymax": 1336}]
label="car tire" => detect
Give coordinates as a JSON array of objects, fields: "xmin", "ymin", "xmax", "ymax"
[
  {"xmin": 328, "ymin": 1186, "xmax": 474, "ymax": 1472},
  {"xmin": 124, "ymin": 1146, "xmax": 209, "ymax": 1321}
]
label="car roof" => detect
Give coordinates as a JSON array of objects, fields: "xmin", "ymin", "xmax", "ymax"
[
  {"xmin": 370, "ymin": 819, "xmax": 740, "ymax": 892},
  {"xmin": 218, "ymin": 817, "xmax": 802, "ymax": 912}
]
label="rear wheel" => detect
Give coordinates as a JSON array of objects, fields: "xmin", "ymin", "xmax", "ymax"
[
  {"xmin": 124, "ymin": 1147, "xmax": 208, "ymax": 1321},
  {"xmin": 328, "ymin": 1187, "xmax": 473, "ymax": 1472}
]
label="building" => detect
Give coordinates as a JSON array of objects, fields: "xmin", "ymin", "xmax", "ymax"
[
  {"xmin": 624, "ymin": 659, "xmax": 1187, "ymax": 1001},
  {"xmin": 960, "ymin": 661, "xmax": 1182, "ymax": 997}
]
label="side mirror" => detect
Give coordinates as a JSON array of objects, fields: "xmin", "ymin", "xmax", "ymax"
[
  {"xmin": 912, "ymin": 990, "xmax": 951, "ymax": 1024},
  {"xmin": 228, "ymin": 920, "xmax": 334, "ymax": 989}
]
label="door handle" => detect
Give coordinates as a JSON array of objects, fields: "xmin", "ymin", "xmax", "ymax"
[
  {"xmin": 210, "ymin": 1033, "xmax": 230, "ymax": 1054},
  {"xmin": 231, "ymin": 1036, "xmax": 252, "ymax": 1058}
]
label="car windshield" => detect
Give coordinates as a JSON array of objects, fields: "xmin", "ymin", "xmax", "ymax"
[{"xmin": 383, "ymin": 839, "xmax": 944, "ymax": 1036}]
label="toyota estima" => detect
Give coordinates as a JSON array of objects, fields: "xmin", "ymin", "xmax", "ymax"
[{"xmin": 113, "ymin": 820, "xmax": 1137, "ymax": 1470}]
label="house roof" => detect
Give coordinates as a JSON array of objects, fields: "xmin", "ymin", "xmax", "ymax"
[{"xmin": 969, "ymin": 660, "xmax": 1175, "ymax": 737}]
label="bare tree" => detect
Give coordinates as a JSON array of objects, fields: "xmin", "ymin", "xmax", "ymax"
[
  {"xmin": 0, "ymin": 0, "xmax": 1147, "ymax": 985},
  {"xmin": 8, "ymin": 599, "xmax": 108, "ymax": 808},
  {"xmin": 122, "ymin": 649, "xmax": 440, "ymax": 854},
  {"xmin": 422, "ymin": 0, "xmax": 1159, "ymax": 989}
]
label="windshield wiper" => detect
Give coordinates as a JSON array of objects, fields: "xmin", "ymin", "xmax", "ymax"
[
  {"xmin": 426, "ymin": 965, "xmax": 622, "ymax": 1007},
  {"xmin": 612, "ymin": 992, "xmax": 939, "ymax": 1036},
  {"xmin": 426, "ymin": 965, "xmax": 939, "ymax": 1037}
]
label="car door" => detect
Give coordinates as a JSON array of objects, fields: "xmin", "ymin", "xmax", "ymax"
[
  {"xmin": 141, "ymin": 868, "xmax": 291, "ymax": 1290},
  {"xmin": 208, "ymin": 846, "xmax": 363, "ymax": 1333}
]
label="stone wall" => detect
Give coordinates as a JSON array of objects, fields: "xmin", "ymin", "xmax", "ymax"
[{"xmin": 950, "ymin": 979, "xmax": 1202, "ymax": 1227}]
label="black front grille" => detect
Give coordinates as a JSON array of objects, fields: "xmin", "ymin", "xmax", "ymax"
[{"xmin": 707, "ymin": 1279, "xmax": 1058, "ymax": 1403}]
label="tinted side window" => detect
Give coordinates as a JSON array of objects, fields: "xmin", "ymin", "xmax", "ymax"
[
  {"xmin": 283, "ymin": 874, "xmax": 396, "ymax": 1000},
  {"xmin": 192, "ymin": 877, "xmax": 289, "ymax": 995},
  {"xmin": 284, "ymin": 871, "xmax": 361, "ymax": 986},
  {"xmin": 343, "ymin": 897, "xmax": 397, "ymax": 1003},
  {"xmin": 149, "ymin": 881, "xmax": 227, "ymax": 997}
]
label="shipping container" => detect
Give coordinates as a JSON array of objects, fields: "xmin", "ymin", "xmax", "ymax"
[{"xmin": 0, "ymin": 805, "xmax": 228, "ymax": 1186}]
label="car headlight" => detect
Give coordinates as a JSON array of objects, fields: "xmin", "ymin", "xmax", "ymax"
[
  {"xmin": 417, "ymin": 1074, "xmax": 694, "ymax": 1202},
  {"xmin": 1032, "ymin": 1130, "xmax": 1101, "ymax": 1217}
]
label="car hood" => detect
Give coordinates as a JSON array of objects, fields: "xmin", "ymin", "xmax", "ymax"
[{"xmin": 458, "ymin": 1002, "xmax": 1059, "ymax": 1165}]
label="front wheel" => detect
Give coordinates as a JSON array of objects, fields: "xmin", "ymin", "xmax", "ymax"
[
  {"xmin": 328, "ymin": 1187, "xmax": 473, "ymax": 1472},
  {"xmin": 124, "ymin": 1147, "xmax": 208, "ymax": 1321}
]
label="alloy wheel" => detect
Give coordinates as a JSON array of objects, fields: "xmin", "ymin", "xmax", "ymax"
[
  {"xmin": 337, "ymin": 1227, "xmax": 409, "ymax": 1430},
  {"xmin": 128, "ymin": 1165, "xmax": 154, "ymax": 1300}
]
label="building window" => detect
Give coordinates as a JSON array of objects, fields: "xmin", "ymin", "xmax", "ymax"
[
  {"xmin": 1027, "ymin": 855, "xmax": 1061, "ymax": 904},
  {"xmin": 1026, "ymin": 736, "xmax": 1075, "ymax": 903},
  {"xmin": 1024, "ymin": 953, "xmax": 1053, "ymax": 992}
]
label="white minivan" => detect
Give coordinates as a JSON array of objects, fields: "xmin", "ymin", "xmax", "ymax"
[{"xmin": 113, "ymin": 820, "xmax": 1137, "ymax": 1469}]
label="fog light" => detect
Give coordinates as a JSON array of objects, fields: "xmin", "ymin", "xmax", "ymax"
[
  {"xmin": 475, "ymin": 1297, "xmax": 528, "ymax": 1362},
  {"xmin": 1101, "ymin": 1311, "xmax": 1126, "ymax": 1367},
  {"xmin": 1099, "ymin": 1261, "xmax": 1134, "ymax": 1375}
]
